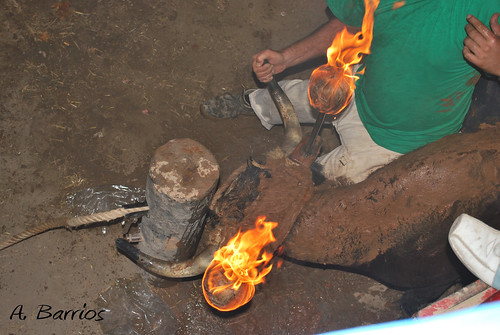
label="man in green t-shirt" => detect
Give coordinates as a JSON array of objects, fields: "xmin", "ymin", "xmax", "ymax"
[{"xmin": 201, "ymin": 0, "xmax": 500, "ymax": 185}]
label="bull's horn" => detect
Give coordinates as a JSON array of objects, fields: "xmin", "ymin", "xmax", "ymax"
[
  {"xmin": 267, "ymin": 78, "xmax": 302, "ymax": 155},
  {"xmin": 116, "ymin": 238, "xmax": 218, "ymax": 278}
]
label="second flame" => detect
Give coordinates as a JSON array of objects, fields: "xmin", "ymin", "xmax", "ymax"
[{"xmin": 202, "ymin": 216, "xmax": 278, "ymax": 311}]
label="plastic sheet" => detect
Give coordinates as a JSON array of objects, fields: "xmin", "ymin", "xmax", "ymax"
[
  {"xmin": 66, "ymin": 185, "xmax": 146, "ymax": 215},
  {"xmin": 96, "ymin": 276, "xmax": 178, "ymax": 335}
]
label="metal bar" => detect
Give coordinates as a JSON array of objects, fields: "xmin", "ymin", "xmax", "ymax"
[{"xmin": 303, "ymin": 112, "xmax": 326, "ymax": 156}]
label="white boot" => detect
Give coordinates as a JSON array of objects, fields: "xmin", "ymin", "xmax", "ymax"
[{"xmin": 449, "ymin": 214, "xmax": 500, "ymax": 289}]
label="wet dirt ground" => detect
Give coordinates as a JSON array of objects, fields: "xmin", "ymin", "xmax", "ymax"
[{"xmin": 1, "ymin": 1, "xmax": 406, "ymax": 334}]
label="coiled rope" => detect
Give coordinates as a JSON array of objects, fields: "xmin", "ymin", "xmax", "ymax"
[{"xmin": 0, "ymin": 206, "xmax": 149, "ymax": 251}]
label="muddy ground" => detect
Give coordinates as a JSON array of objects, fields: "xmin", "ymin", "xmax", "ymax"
[{"xmin": 0, "ymin": 1, "xmax": 408, "ymax": 334}]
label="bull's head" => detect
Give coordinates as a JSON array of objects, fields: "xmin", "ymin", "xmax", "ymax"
[{"xmin": 115, "ymin": 78, "xmax": 306, "ymax": 279}]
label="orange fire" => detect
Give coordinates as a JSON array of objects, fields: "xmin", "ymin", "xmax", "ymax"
[
  {"xmin": 202, "ymin": 216, "xmax": 278, "ymax": 312},
  {"xmin": 308, "ymin": 0, "xmax": 380, "ymax": 115},
  {"xmin": 393, "ymin": 1, "xmax": 405, "ymax": 10}
]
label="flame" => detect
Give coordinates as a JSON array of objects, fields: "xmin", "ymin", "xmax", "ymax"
[
  {"xmin": 202, "ymin": 216, "xmax": 278, "ymax": 312},
  {"xmin": 393, "ymin": 1, "xmax": 405, "ymax": 10},
  {"xmin": 308, "ymin": 0, "xmax": 380, "ymax": 115}
]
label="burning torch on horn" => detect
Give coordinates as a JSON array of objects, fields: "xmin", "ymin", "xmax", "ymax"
[{"xmin": 290, "ymin": 0, "xmax": 380, "ymax": 163}]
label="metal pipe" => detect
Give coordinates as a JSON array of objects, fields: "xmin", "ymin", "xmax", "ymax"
[{"xmin": 303, "ymin": 112, "xmax": 326, "ymax": 156}]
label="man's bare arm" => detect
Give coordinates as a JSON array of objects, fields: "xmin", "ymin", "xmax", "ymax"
[{"xmin": 252, "ymin": 18, "xmax": 358, "ymax": 83}]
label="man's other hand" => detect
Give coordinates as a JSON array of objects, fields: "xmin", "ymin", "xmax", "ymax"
[{"xmin": 463, "ymin": 13, "xmax": 500, "ymax": 77}]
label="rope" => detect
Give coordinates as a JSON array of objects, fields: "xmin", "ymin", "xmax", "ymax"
[
  {"xmin": 66, "ymin": 206, "xmax": 149, "ymax": 227},
  {"xmin": 0, "ymin": 206, "xmax": 149, "ymax": 252},
  {"xmin": 0, "ymin": 220, "xmax": 64, "ymax": 251}
]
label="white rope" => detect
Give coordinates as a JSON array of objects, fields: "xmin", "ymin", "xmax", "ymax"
[{"xmin": 0, "ymin": 206, "xmax": 149, "ymax": 251}]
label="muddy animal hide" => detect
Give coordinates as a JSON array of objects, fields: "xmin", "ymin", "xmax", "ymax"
[{"xmin": 283, "ymin": 125, "xmax": 500, "ymax": 289}]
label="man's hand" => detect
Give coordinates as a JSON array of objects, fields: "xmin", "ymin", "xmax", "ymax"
[
  {"xmin": 251, "ymin": 19, "xmax": 349, "ymax": 84},
  {"xmin": 463, "ymin": 13, "xmax": 500, "ymax": 77},
  {"xmin": 252, "ymin": 49, "xmax": 286, "ymax": 83}
]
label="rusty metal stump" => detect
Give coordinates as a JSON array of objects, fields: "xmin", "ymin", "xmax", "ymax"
[{"xmin": 139, "ymin": 138, "xmax": 219, "ymax": 263}]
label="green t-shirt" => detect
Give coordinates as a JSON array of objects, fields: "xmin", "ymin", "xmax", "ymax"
[{"xmin": 326, "ymin": 0, "xmax": 499, "ymax": 153}]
